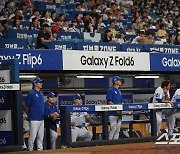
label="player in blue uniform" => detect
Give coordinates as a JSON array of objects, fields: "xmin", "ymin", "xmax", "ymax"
[
  {"xmin": 44, "ymin": 92, "xmax": 60, "ymax": 149},
  {"xmin": 106, "ymin": 76, "xmax": 124, "ymax": 140},
  {"xmin": 24, "ymin": 77, "xmax": 44, "ymax": 151},
  {"xmin": 167, "ymin": 88, "xmax": 180, "ymax": 135}
]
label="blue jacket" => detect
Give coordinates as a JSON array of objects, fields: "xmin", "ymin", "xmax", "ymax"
[
  {"xmin": 44, "ymin": 101, "xmax": 60, "ymax": 132},
  {"xmin": 25, "ymin": 89, "xmax": 44, "ymax": 121}
]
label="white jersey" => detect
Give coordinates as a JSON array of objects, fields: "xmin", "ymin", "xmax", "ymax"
[
  {"xmin": 153, "ymin": 87, "xmax": 170, "ymax": 103},
  {"xmin": 171, "ymin": 89, "xmax": 180, "ymax": 102},
  {"xmin": 71, "ymin": 112, "xmax": 88, "ymax": 126}
]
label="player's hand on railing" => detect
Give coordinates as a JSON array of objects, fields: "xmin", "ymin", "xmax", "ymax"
[{"xmin": 169, "ymin": 101, "xmax": 174, "ymax": 107}]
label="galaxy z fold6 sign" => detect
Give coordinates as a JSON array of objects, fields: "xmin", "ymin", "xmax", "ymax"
[{"xmin": 62, "ymin": 50, "xmax": 150, "ymax": 71}]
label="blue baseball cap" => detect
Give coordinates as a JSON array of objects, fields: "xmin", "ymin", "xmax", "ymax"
[
  {"xmin": 73, "ymin": 94, "xmax": 82, "ymax": 100},
  {"xmin": 47, "ymin": 92, "xmax": 57, "ymax": 98},
  {"xmin": 32, "ymin": 77, "xmax": 44, "ymax": 84},
  {"xmin": 112, "ymin": 76, "xmax": 124, "ymax": 83}
]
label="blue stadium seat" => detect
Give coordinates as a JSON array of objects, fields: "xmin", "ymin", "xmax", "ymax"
[
  {"xmin": 35, "ymin": 1, "xmax": 58, "ymax": 12},
  {"xmin": 66, "ymin": 4, "xmax": 76, "ymax": 10},
  {"xmin": 148, "ymin": 29, "xmax": 158, "ymax": 34},
  {"xmin": 125, "ymin": 35, "xmax": 137, "ymax": 42},
  {"xmin": 27, "ymin": 37, "xmax": 37, "ymax": 49},
  {"xmin": 21, "ymin": 21, "xmax": 31, "ymax": 30}
]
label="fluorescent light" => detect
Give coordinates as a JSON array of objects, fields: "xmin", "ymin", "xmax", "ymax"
[
  {"xmin": 135, "ymin": 75, "xmax": 159, "ymax": 79},
  {"xmin": 19, "ymin": 75, "xmax": 37, "ymax": 79},
  {"xmin": 76, "ymin": 75, "xmax": 104, "ymax": 78}
]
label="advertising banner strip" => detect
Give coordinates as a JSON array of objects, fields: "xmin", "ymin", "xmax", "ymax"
[
  {"xmin": 0, "ymin": 49, "xmax": 179, "ymax": 71},
  {"xmin": 76, "ymin": 42, "xmax": 120, "ymax": 51},
  {"xmin": 144, "ymin": 44, "xmax": 179, "ymax": 53},
  {"xmin": 64, "ymin": 103, "xmax": 180, "ymax": 112},
  {"xmin": 95, "ymin": 105, "xmax": 123, "ymax": 111},
  {"xmin": 0, "ymin": 48, "xmax": 63, "ymax": 70},
  {"xmin": 65, "ymin": 105, "xmax": 95, "ymax": 112},
  {"xmin": 0, "ymin": 84, "xmax": 20, "ymax": 90},
  {"xmin": 0, "ymin": 70, "xmax": 10, "ymax": 83},
  {"xmin": 63, "ymin": 50, "xmax": 150, "ymax": 71},
  {"xmin": 0, "ymin": 91, "xmax": 11, "ymax": 110},
  {"xmin": 0, "ymin": 110, "xmax": 12, "ymax": 131},
  {"xmin": 150, "ymin": 53, "xmax": 180, "ymax": 71},
  {"xmin": 148, "ymin": 103, "xmax": 172, "ymax": 109},
  {"xmin": 0, "ymin": 131, "xmax": 12, "ymax": 146},
  {"xmin": 123, "ymin": 103, "xmax": 148, "ymax": 110}
]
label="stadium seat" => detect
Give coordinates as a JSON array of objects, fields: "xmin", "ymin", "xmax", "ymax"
[
  {"xmin": 83, "ymin": 32, "xmax": 101, "ymax": 42},
  {"xmin": 27, "ymin": 37, "xmax": 37, "ymax": 49}
]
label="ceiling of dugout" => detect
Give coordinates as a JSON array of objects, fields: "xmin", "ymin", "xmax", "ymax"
[{"xmin": 19, "ymin": 71, "xmax": 180, "ymax": 94}]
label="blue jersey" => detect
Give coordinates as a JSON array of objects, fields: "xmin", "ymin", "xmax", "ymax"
[
  {"xmin": 44, "ymin": 102, "xmax": 60, "ymax": 132},
  {"xmin": 25, "ymin": 89, "xmax": 44, "ymax": 121},
  {"xmin": 106, "ymin": 86, "xmax": 122, "ymax": 115},
  {"xmin": 106, "ymin": 87, "xmax": 122, "ymax": 104}
]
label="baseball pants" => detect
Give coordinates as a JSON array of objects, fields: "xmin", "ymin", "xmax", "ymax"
[
  {"xmin": 166, "ymin": 112, "xmax": 180, "ymax": 135},
  {"xmin": 109, "ymin": 116, "xmax": 122, "ymax": 140},
  {"xmin": 50, "ymin": 129, "xmax": 58, "ymax": 149},
  {"xmin": 28, "ymin": 120, "xmax": 44, "ymax": 151},
  {"xmin": 156, "ymin": 111, "xmax": 163, "ymax": 135},
  {"xmin": 139, "ymin": 114, "xmax": 151, "ymax": 134},
  {"xmin": 71, "ymin": 127, "xmax": 93, "ymax": 142}
]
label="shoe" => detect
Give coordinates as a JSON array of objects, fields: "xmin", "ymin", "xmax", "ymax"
[{"xmin": 23, "ymin": 148, "xmax": 28, "ymax": 151}]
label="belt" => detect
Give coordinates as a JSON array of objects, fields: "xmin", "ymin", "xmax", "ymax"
[
  {"xmin": 71, "ymin": 125, "xmax": 84, "ymax": 129},
  {"xmin": 76, "ymin": 125, "xmax": 84, "ymax": 128}
]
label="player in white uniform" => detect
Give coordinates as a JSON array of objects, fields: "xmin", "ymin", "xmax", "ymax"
[
  {"xmin": 71, "ymin": 94, "xmax": 95, "ymax": 142},
  {"xmin": 166, "ymin": 88, "xmax": 180, "ymax": 135},
  {"xmin": 152, "ymin": 80, "xmax": 173, "ymax": 135}
]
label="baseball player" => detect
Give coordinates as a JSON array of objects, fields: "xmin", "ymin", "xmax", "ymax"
[
  {"xmin": 152, "ymin": 80, "xmax": 173, "ymax": 135},
  {"xmin": 106, "ymin": 76, "xmax": 124, "ymax": 140},
  {"xmin": 71, "ymin": 94, "xmax": 95, "ymax": 142},
  {"xmin": 44, "ymin": 92, "xmax": 60, "ymax": 149},
  {"xmin": 24, "ymin": 77, "xmax": 44, "ymax": 151},
  {"xmin": 166, "ymin": 88, "xmax": 180, "ymax": 135},
  {"xmin": 22, "ymin": 109, "xmax": 29, "ymax": 151}
]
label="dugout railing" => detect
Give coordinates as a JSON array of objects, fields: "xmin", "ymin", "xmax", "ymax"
[{"xmin": 60, "ymin": 102, "xmax": 180, "ymax": 147}]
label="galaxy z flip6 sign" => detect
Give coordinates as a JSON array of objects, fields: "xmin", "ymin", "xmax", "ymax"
[{"xmin": 62, "ymin": 50, "xmax": 150, "ymax": 71}]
